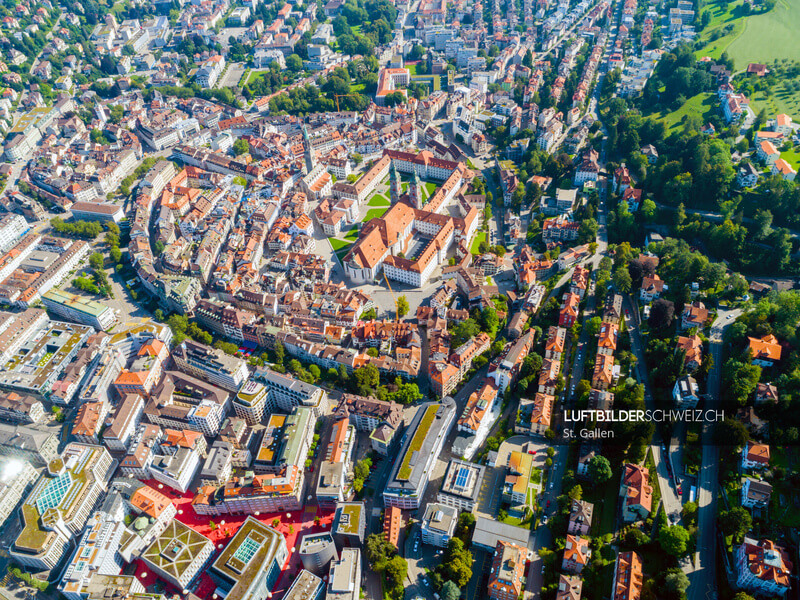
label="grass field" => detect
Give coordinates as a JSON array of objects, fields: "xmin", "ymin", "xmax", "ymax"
[
  {"xmin": 246, "ymin": 70, "xmax": 269, "ymax": 85},
  {"xmin": 471, "ymin": 232, "xmax": 487, "ymax": 254},
  {"xmin": 407, "ymin": 62, "xmax": 421, "ymax": 76},
  {"xmin": 652, "ymin": 93, "xmax": 716, "ymax": 132},
  {"xmin": 363, "ymin": 208, "xmax": 388, "ymax": 221},
  {"xmin": 330, "ymin": 238, "xmax": 352, "ymax": 251},
  {"xmin": 727, "ymin": 0, "xmax": 800, "ymax": 68},
  {"xmin": 344, "ymin": 228, "xmax": 360, "ymax": 241},
  {"xmin": 368, "ymin": 193, "xmax": 390, "ymax": 206},
  {"xmin": 749, "ymin": 84, "xmax": 800, "ymax": 117},
  {"xmin": 693, "ymin": 0, "xmax": 747, "ymax": 60},
  {"xmin": 779, "ymin": 146, "xmax": 800, "ymax": 170},
  {"xmin": 424, "ymin": 182, "xmax": 437, "ymax": 197}
]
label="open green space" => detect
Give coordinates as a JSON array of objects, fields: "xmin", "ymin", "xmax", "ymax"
[
  {"xmin": 368, "ymin": 193, "xmax": 391, "ymax": 206},
  {"xmin": 246, "ymin": 70, "xmax": 269, "ymax": 85},
  {"xmin": 344, "ymin": 228, "xmax": 360, "ymax": 241},
  {"xmin": 423, "ymin": 181, "xmax": 437, "ymax": 198},
  {"xmin": 693, "ymin": 0, "xmax": 747, "ymax": 59},
  {"xmin": 407, "ymin": 63, "xmax": 420, "ymax": 76},
  {"xmin": 727, "ymin": 0, "xmax": 800, "ymax": 68},
  {"xmin": 330, "ymin": 238, "xmax": 352, "ymax": 252},
  {"xmin": 363, "ymin": 207, "xmax": 388, "ymax": 221},
  {"xmin": 749, "ymin": 83, "xmax": 800, "ymax": 118},
  {"xmin": 652, "ymin": 92, "xmax": 716, "ymax": 132},
  {"xmin": 780, "ymin": 146, "xmax": 800, "ymax": 171},
  {"xmin": 471, "ymin": 231, "xmax": 487, "ymax": 254}
]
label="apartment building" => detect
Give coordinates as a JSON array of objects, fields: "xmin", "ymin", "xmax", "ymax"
[
  {"xmin": 172, "ymin": 339, "xmax": 250, "ymax": 392},
  {"xmin": 384, "ymin": 398, "xmax": 457, "ymax": 509}
]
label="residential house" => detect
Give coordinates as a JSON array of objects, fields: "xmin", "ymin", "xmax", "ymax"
[
  {"xmin": 567, "ymin": 500, "xmax": 593, "ymax": 536},
  {"xmin": 562, "ymin": 535, "xmax": 590, "ymax": 574},
  {"xmin": 748, "ymin": 334, "xmax": 781, "ymax": 367},
  {"xmin": 676, "ymin": 335, "xmax": 703, "ymax": 372},
  {"xmin": 741, "ymin": 440, "xmax": 770, "ymax": 470},
  {"xmin": 619, "ymin": 464, "xmax": 652, "ymax": 523},
  {"xmin": 735, "ymin": 538, "xmax": 792, "ymax": 598},
  {"xmin": 741, "ymin": 477, "xmax": 772, "ymax": 510}
]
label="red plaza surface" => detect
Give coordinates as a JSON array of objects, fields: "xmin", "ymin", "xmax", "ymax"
[{"xmin": 134, "ymin": 481, "xmax": 336, "ymax": 599}]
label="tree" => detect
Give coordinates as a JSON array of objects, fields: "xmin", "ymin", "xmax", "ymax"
[
  {"xmin": 274, "ymin": 340, "xmax": 285, "ymax": 365},
  {"xmin": 613, "ymin": 266, "xmax": 632, "ymax": 293},
  {"xmin": 624, "ymin": 528, "xmax": 650, "ymax": 548},
  {"xmin": 664, "ymin": 570, "xmax": 690, "ymax": 596},
  {"xmin": 586, "ymin": 316, "xmax": 602, "ymax": 336},
  {"xmin": 567, "ymin": 485, "xmax": 583, "ymax": 500},
  {"xmin": 587, "ymin": 455, "xmax": 613, "ymax": 484},
  {"xmin": 648, "ymin": 298, "xmax": 675, "ymax": 329},
  {"xmin": 286, "ymin": 53, "xmax": 303, "ymax": 72},
  {"xmin": 454, "ymin": 512, "xmax": 476, "ymax": 542},
  {"xmin": 89, "ymin": 252, "xmax": 104, "ymax": 270},
  {"xmin": 396, "ymin": 295, "xmax": 409, "ymax": 318},
  {"xmin": 659, "ymin": 525, "xmax": 690, "ymax": 556},
  {"xmin": 441, "ymin": 581, "xmax": 460, "ymax": 600},
  {"xmin": 438, "ymin": 538, "xmax": 474, "ymax": 586},
  {"xmin": 718, "ymin": 507, "xmax": 752, "ymax": 543},
  {"xmin": 232, "ymin": 138, "xmax": 249, "ymax": 156},
  {"xmin": 732, "ymin": 594, "xmax": 756, "ymax": 600}
]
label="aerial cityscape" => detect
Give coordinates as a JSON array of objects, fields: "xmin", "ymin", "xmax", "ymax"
[{"xmin": 0, "ymin": 0, "xmax": 797, "ymax": 598}]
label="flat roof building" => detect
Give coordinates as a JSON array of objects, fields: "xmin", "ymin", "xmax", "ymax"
[
  {"xmin": 438, "ymin": 458, "xmax": 485, "ymax": 512},
  {"xmin": 299, "ymin": 532, "xmax": 338, "ymax": 574},
  {"xmin": 327, "ymin": 547, "xmax": 362, "ymax": 600},
  {"xmin": 420, "ymin": 503, "xmax": 457, "ymax": 548},
  {"xmin": 472, "ymin": 516, "xmax": 531, "ymax": 554},
  {"xmin": 42, "ymin": 289, "xmax": 117, "ymax": 331},
  {"xmin": 384, "ymin": 398, "xmax": 456, "ymax": 509},
  {"xmin": 11, "ymin": 444, "xmax": 116, "ymax": 571},
  {"xmin": 142, "ymin": 519, "xmax": 214, "ymax": 590},
  {"xmin": 333, "ymin": 502, "xmax": 366, "ymax": 546},
  {"xmin": 209, "ymin": 516, "xmax": 288, "ymax": 600},
  {"xmin": 283, "ymin": 569, "xmax": 324, "ymax": 600},
  {"xmin": 0, "ymin": 458, "xmax": 38, "ymax": 530}
]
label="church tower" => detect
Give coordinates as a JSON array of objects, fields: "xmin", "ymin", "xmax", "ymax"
[
  {"xmin": 411, "ymin": 171, "xmax": 423, "ymax": 208},
  {"xmin": 390, "ymin": 162, "xmax": 401, "ymax": 204},
  {"xmin": 302, "ymin": 124, "xmax": 315, "ymax": 174}
]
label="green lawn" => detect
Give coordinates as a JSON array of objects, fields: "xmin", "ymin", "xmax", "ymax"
[
  {"xmin": 344, "ymin": 228, "xmax": 360, "ymax": 241},
  {"xmin": 330, "ymin": 238, "xmax": 352, "ymax": 252},
  {"xmin": 471, "ymin": 232, "xmax": 487, "ymax": 254},
  {"xmin": 246, "ymin": 70, "xmax": 269, "ymax": 85},
  {"xmin": 363, "ymin": 208, "xmax": 388, "ymax": 222},
  {"xmin": 401, "ymin": 182, "xmax": 409, "ymax": 193},
  {"xmin": 368, "ymin": 193, "xmax": 390, "ymax": 206},
  {"xmin": 693, "ymin": 0, "xmax": 747, "ymax": 59},
  {"xmin": 652, "ymin": 93, "xmax": 716, "ymax": 132},
  {"xmin": 780, "ymin": 146, "xmax": 800, "ymax": 171},
  {"xmin": 727, "ymin": 0, "xmax": 800, "ymax": 68},
  {"xmin": 423, "ymin": 181, "xmax": 437, "ymax": 198},
  {"xmin": 748, "ymin": 82, "xmax": 800, "ymax": 118},
  {"xmin": 407, "ymin": 63, "xmax": 420, "ymax": 76}
]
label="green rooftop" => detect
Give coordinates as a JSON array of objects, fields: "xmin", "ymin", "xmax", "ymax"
[
  {"xmin": 42, "ymin": 289, "xmax": 110, "ymax": 318},
  {"xmin": 336, "ymin": 503, "xmax": 363, "ymax": 535},
  {"xmin": 397, "ymin": 405, "xmax": 439, "ymax": 480}
]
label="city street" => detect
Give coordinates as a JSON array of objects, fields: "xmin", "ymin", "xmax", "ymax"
[{"xmin": 686, "ymin": 308, "xmax": 741, "ymax": 600}]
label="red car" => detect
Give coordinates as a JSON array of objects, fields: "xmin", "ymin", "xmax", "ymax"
[{"xmin": 546, "ymin": 500, "xmax": 551, "ymax": 507}]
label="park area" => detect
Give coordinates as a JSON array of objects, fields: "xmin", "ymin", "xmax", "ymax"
[{"xmin": 653, "ymin": 93, "xmax": 716, "ymax": 133}]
